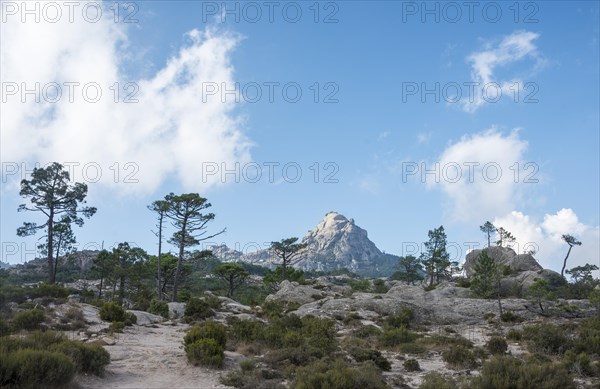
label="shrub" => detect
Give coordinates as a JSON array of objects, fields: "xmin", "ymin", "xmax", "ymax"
[
  {"xmin": 51, "ymin": 341, "xmax": 110, "ymax": 376},
  {"xmin": 506, "ymin": 329, "xmax": 523, "ymax": 341},
  {"xmin": 293, "ymin": 359, "xmax": 387, "ymax": 389},
  {"xmin": 455, "ymin": 277, "xmax": 471, "ymax": 288},
  {"xmin": 0, "ymin": 318, "xmax": 10, "ymax": 336},
  {"xmin": 486, "ymin": 336, "xmax": 508, "ymax": 355},
  {"xmin": 348, "ymin": 279, "xmax": 370, "ymax": 292},
  {"xmin": 0, "ymin": 349, "xmax": 76, "ymax": 388},
  {"xmin": 442, "ymin": 345, "xmax": 477, "ymax": 369},
  {"xmin": 239, "ymin": 358, "xmax": 256, "ymax": 373},
  {"xmin": 380, "ymin": 327, "xmax": 418, "ymax": 347},
  {"xmin": 99, "ymin": 302, "xmax": 126, "ymax": 322},
  {"xmin": 470, "ymin": 355, "xmax": 575, "ymax": 389},
  {"xmin": 403, "ymin": 358, "xmax": 420, "ymax": 371},
  {"xmin": 124, "ymin": 311, "xmax": 137, "ymax": 325},
  {"xmin": 184, "ymin": 321, "xmax": 227, "ymax": 348},
  {"xmin": 419, "ymin": 372, "xmax": 457, "ymax": 389},
  {"xmin": 562, "ymin": 350, "xmax": 596, "ymax": 376},
  {"xmin": 354, "ymin": 325, "xmax": 382, "ymax": 339},
  {"xmin": 12, "ymin": 308, "xmax": 45, "ymax": 330},
  {"xmin": 108, "ymin": 321, "xmax": 125, "ymax": 333},
  {"xmin": 148, "ymin": 299, "xmax": 169, "ymax": 318},
  {"xmin": 574, "ymin": 313, "xmax": 600, "ymax": 355},
  {"xmin": 500, "ymin": 311, "xmax": 522, "ymax": 322},
  {"xmin": 399, "ymin": 342, "xmax": 427, "ymax": 355},
  {"xmin": 523, "ymin": 324, "xmax": 571, "ymax": 355},
  {"xmin": 348, "ymin": 347, "xmax": 391, "ymax": 371},
  {"xmin": 185, "ymin": 338, "xmax": 224, "ymax": 367},
  {"xmin": 372, "ymin": 279, "xmax": 388, "ymax": 294},
  {"xmin": 228, "ymin": 317, "xmax": 263, "ymax": 343},
  {"xmin": 184, "ymin": 298, "xmax": 213, "ymax": 322},
  {"xmin": 386, "ymin": 307, "xmax": 414, "ymax": 328}
]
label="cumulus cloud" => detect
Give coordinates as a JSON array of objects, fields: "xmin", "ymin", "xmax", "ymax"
[
  {"xmin": 427, "ymin": 128, "xmax": 529, "ymax": 223},
  {"xmin": 462, "ymin": 30, "xmax": 544, "ymax": 112},
  {"xmin": 1, "ymin": 1, "xmax": 251, "ymax": 196},
  {"xmin": 494, "ymin": 209, "xmax": 600, "ymax": 276}
]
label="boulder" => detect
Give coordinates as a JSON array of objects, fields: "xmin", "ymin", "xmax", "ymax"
[
  {"xmin": 167, "ymin": 302, "xmax": 186, "ymax": 319},
  {"xmin": 464, "ymin": 246, "xmax": 543, "ymax": 277},
  {"xmin": 265, "ymin": 280, "xmax": 326, "ymax": 305},
  {"xmin": 128, "ymin": 310, "xmax": 164, "ymax": 326}
]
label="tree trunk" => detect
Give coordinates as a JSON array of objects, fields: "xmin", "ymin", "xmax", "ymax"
[
  {"xmin": 172, "ymin": 218, "xmax": 187, "ymax": 302},
  {"xmin": 98, "ymin": 277, "xmax": 104, "ymax": 299},
  {"xmin": 561, "ymin": 245, "xmax": 573, "ymax": 277},
  {"xmin": 47, "ymin": 212, "xmax": 55, "ymax": 284},
  {"xmin": 53, "ymin": 235, "xmax": 62, "ymax": 282},
  {"xmin": 119, "ymin": 276, "xmax": 125, "ymax": 305},
  {"xmin": 157, "ymin": 213, "xmax": 164, "ymax": 301},
  {"xmin": 487, "ymin": 233, "xmax": 491, "ymax": 248},
  {"xmin": 282, "ymin": 255, "xmax": 288, "ymax": 280}
]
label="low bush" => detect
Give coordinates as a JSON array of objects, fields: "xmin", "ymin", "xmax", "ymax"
[
  {"xmin": 523, "ymin": 324, "xmax": 572, "ymax": 355},
  {"xmin": 354, "ymin": 324, "xmax": 382, "ymax": 339},
  {"xmin": 51, "ymin": 341, "xmax": 110, "ymax": 376},
  {"xmin": 148, "ymin": 299, "xmax": 169, "ymax": 318},
  {"xmin": 403, "ymin": 358, "xmax": 420, "ymax": 371},
  {"xmin": 442, "ymin": 345, "xmax": 477, "ymax": 369},
  {"xmin": 228, "ymin": 317, "xmax": 263, "ymax": 343},
  {"xmin": 348, "ymin": 279, "xmax": 370, "ymax": 292},
  {"xmin": 379, "ymin": 327, "xmax": 418, "ymax": 347},
  {"xmin": 293, "ymin": 359, "xmax": 387, "ymax": 389},
  {"xmin": 372, "ymin": 279, "xmax": 388, "ymax": 294},
  {"xmin": 561, "ymin": 350, "xmax": 596, "ymax": 377},
  {"xmin": 184, "ymin": 298, "xmax": 213, "ymax": 322},
  {"xmin": 99, "ymin": 302, "xmax": 126, "ymax": 322},
  {"xmin": 12, "ymin": 308, "xmax": 45, "ymax": 330},
  {"xmin": 385, "ymin": 308, "xmax": 414, "ymax": 329},
  {"xmin": 184, "ymin": 321, "xmax": 227, "ymax": 348},
  {"xmin": 486, "ymin": 336, "xmax": 508, "ymax": 355},
  {"xmin": 0, "ymin": 349, "xmax": 76, "ymax": 388},
  {"xmin": 574, "ymin": 313, "xmax": 600, "ymax": 355},
  {"xmin": 469, "ymin": 355, "xmax": 575, "ymax": 389},
  {"xmin": 185, "ymin": 338, "xmax": 224, "ymax": 367},
  {"xmin": 399, "ymin": 341, "xmax": 427, "ymax": 355},
  {"xmin": 419, "ymin": 372, "xmax": 457, "ymax": 389},
  {"xmin": 348, "ymin": 347, "xmax": 391, "ymax": 371},
  {"xmin": 500, "ymin": 311, "xmax": 522, "ymax": 323},
  {"xmin": 506, "ymin": 328, "xmax": 523, "ymax": 341}
]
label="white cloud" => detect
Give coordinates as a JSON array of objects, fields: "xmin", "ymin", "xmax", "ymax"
[
  {"xmin": 378, "ymin": 131, "xmax": 390, "ymax": 141},
  {"xmin": 494, "ymin": 209, "xmax": 600, "ymax": 276},
  {"xmin": 428, "ymin": 128, "xmax": 529, "ymax": 223},
  {"xmin": 1, "ymin": 1, "xmax": 251, "ymax": 196},
  {"xmin": 462, "ymin": 30, "xmax": 543, "ymax": 112}
]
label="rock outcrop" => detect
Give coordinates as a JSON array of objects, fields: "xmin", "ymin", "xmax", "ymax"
[{"xmin": 464, "ymin": 246, "xmax": 542, "ymax": 276}]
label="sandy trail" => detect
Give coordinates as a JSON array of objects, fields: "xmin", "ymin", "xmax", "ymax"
[{"xmin": 75, "ymin": 322, "xmax": 233, "ymax": 389}]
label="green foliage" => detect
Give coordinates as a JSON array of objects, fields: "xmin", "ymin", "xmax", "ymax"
[
  {"xmin": 574, "ymin": 313, "xmax": 600, "ymax": 355},
  {"xmin": 292, "ymin": 359, "xmax": 388, "ymax": 389},
  {"xmin": 455, "ymin": 277, "xmax": 471, "ymax": 288},
  {"xmin": 348, "ymin": 347, "xmax": 391, "ymax": 371},
  {"xmin": 99, "ymin": 301, "xmax": 126, "ymax": 322},
  {"xmin": 403, "ymin": 358, "xmax": 421, "ymax": 371},
  {"xmin": 523, "ymin": 324, "xmax": 571, "ymax": 355},
  {"xmin": 562, "ymin": 350, "xmax": 596, "ymax": 376},
  {"xmin": 442, "ymin": 345, "xmax": 477, "ymax": 369},
  {"xmin": 419, "ymin": 372, "xmax": 457, "ymax": 389},
  {"xmin": 486, "ymin": 336, "xmax": 508, "ymax": 355},
  {"xmin": 184, "ymin": 297, "xmax": 213, "ymax": 322},
  {"xmin": 379, "ymin": 327, "xmax": 418, "ymax": 347},
  {"xmin": 0, "ymin": 349, "xmax": 76, "ymax": 389},
  {"xmin": 12, "ymin": 308, "xmax": 45, "ymax": 330},
  {"xmin": 500, "ymin": 311, "xmax": 522, "ymax": 323},
  {"xmin": 148, "ymin": 299, "xmax": 169, "ymax": 318},
  {"xmin": 422, "ymin": 225, "xmax": 452, "ymax": 287},
  {"xmin": 228, "ymin": 317, "xmax": 263, "ymax": 343},
  {"xmin": 393, "ymin": 255, "xmax": 424, "ymax": 285},
  {"xmin": 269, "ymin": 237, "xmax": 308, "ymax": 280},
  {"xmin": 470, "ymin": 249, "xmax": 501, "ymax": 299},
  {"xmin": 470, "ymin": 355, "xmax": 575, "ymax": 389},
  {"xmin": 184, "ymin": 321, "xmax": 227, "ymax": 348},
  {"xmin": 348, "ymin": 279, "xmax": 370, "ymax": 292},
  {"xmin": 372, "ymin": 279, "xmax": 388, "ymax": 293},
  {"xmin": 185, "ymin": 338, "xmax": 224, "ymax": 368},
  {"xmin": 50, "ymin": 341, "xmax": 110, "ymax": 376},
  {"xmin": 385, "ymin": 308, "xmax": 414, "ymax": 328},
  {"xmin": 354, "ymin": 325, "xmax": 383, "ymax": 339},
  {"xmin": 263, "ymin": 267, "xmax": 305, "ymax": 288},
  {"xmin": 506, "ymin": 329, "xmax": 523, "ymax": 341},
  {"xmin": 213, "ymin": 262, "xmax": 250, "ymax": 297},
  {"xmin": 528, "ymin": 278, "xmax": 555, "ymax": 312}
]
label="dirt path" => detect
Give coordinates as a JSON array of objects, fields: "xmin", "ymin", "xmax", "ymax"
[{"xmin": 75, "ymin": 322, "xmax": 233, "ymax": 389}]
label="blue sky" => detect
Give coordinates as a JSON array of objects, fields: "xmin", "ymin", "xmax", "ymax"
[{"xmin": 1, "ymin": 1, "xmax": 599, "ymax": 275}]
